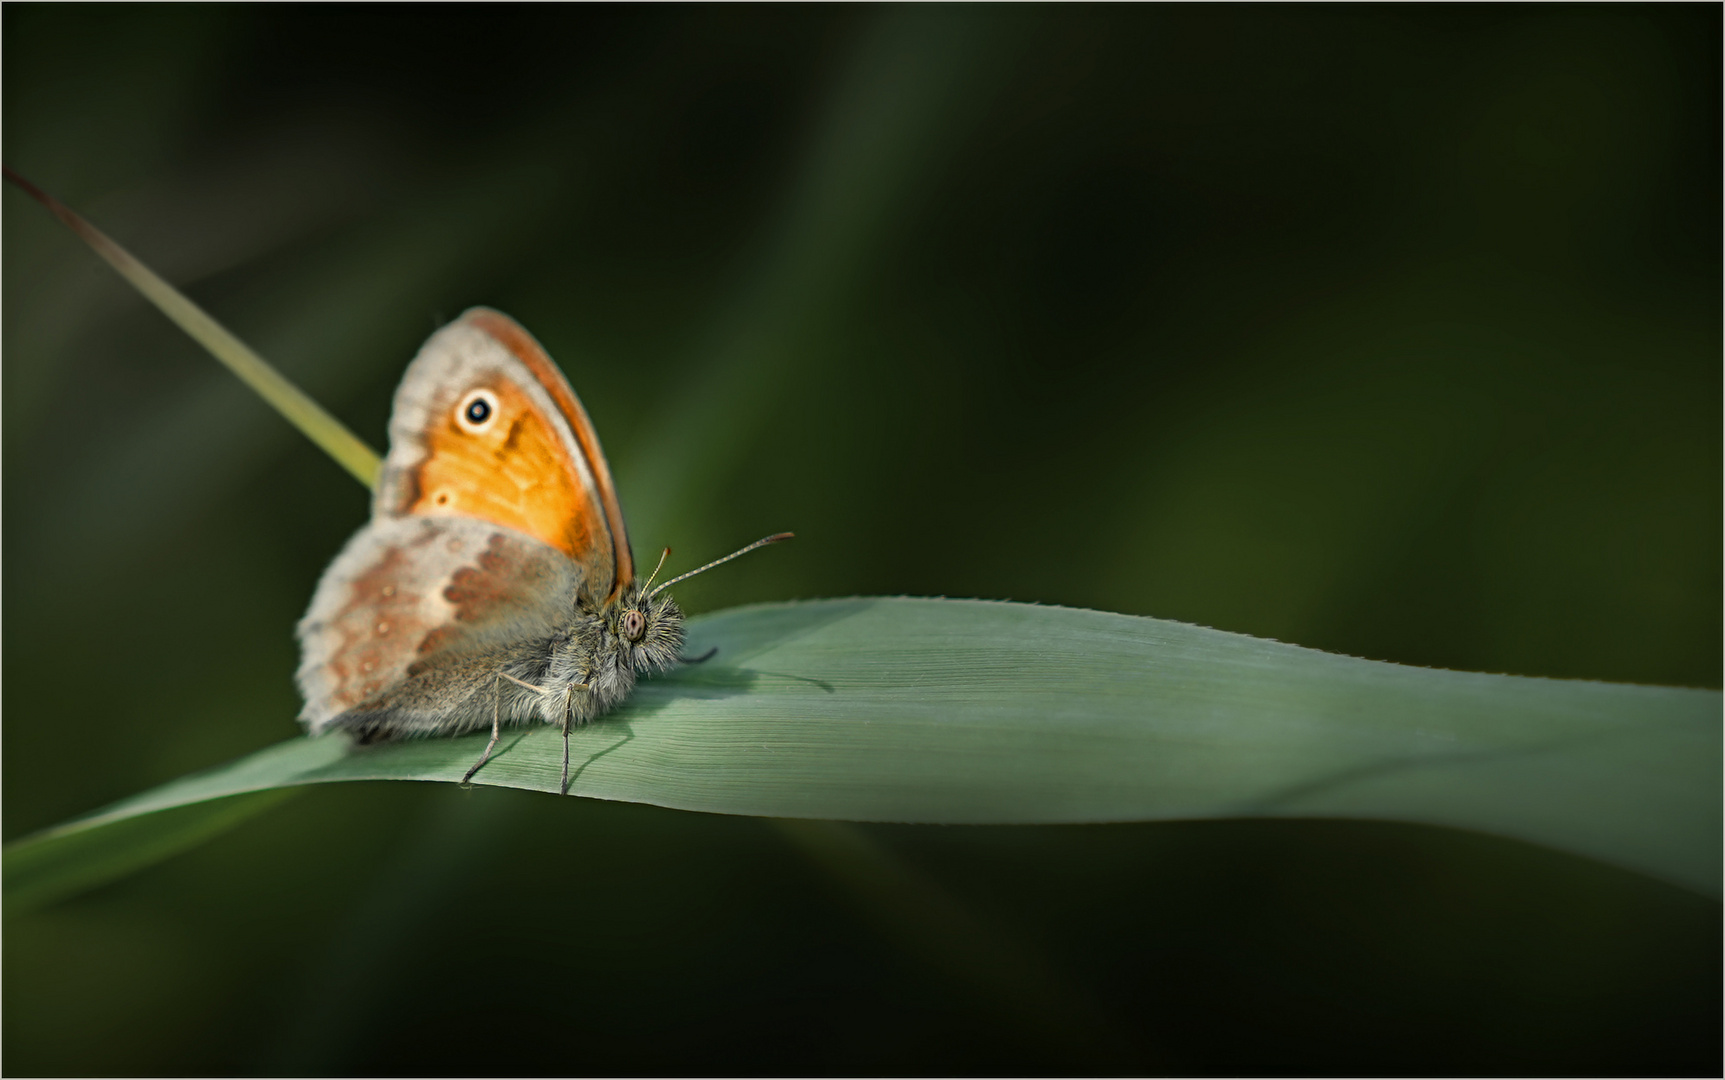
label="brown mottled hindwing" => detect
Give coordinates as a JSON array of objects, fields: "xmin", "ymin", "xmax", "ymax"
[{"xmin": 295, "ymin": 515, "xmax": 582, "ymax": 738}]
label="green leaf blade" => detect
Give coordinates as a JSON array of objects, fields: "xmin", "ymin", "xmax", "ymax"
[{"xmin": 7, "ymin": 597, "xmax": 1717, "ymax": 912}]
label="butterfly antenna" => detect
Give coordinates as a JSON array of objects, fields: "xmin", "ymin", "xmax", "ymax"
[
  {"xmin": 639, "ymin": 546, "xmax": 672, "ymax": 594},
  {"xmin": 649, "ymin": 533, "xmax": 794, "ymax": 599}
]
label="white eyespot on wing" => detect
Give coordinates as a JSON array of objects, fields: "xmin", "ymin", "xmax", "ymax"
[{"xmin": 454, "ymin": 388, "xmax": 500, "ymax": 434}]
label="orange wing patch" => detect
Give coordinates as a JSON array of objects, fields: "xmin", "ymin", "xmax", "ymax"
[
  {"xmin": 465, "ymin": 309, "xmax": 635, "ymax": 593},
  {"xmin": 407, "ymin": 378, "xmax": 601, "ymax": 563}
]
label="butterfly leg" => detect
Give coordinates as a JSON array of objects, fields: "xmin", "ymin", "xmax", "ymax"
[
  {"xmin": 551, "ymin": 682, "xmax": 593, "ymax": 796},
  {"xmin": 560, "ymin": 713, "xmax": 572, "ymax": 796},
  {"xmin": 558, "ymin": 685, "xmax": 573, "ymax": 795},
  {"xmin": 484, "ymin": 670, "xmax": 574, "ymax": 791},
  {"xmin": 461, "ymin": 673, "xmax": 506, "ymax": 785},
  {"xmin": 680, "ymin": 647, "xmax": 719, "ymax": 664}
]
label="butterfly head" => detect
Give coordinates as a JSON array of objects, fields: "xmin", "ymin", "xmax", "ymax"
[
  {"xmin": 605, "ymin": 584, "xmax": 686, "ymax": 675},
  {"xmin": 554, "ymin": 533, "xmax": 793, "ymax": 714},
  {"xmin": 595, "ymin": 532, "xmax": 793, "ymax": 678},
  {"xmin": 549, "ymin": 583, "xmax": 683, "ymax": 719}
]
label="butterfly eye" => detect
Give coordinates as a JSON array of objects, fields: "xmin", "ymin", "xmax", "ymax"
[
  {"xmin": 621, "ymin": 610, "xmax": 646, "ymax": 642},
  {"xmin": 455, "ymin": 389, "xmax": 500, "ymax": 434}
]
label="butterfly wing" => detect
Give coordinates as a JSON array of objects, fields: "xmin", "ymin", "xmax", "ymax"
[
  {"xmin": 296, "ymin": 309, "xmax": 631, "ymax": 736},
  {"xmin": 376, "ymin": 307, "xmax": 634, "ymax": 594},
  {"xmin": 296, "ymin": 514, "xmax": 579, "ymax": 736}
]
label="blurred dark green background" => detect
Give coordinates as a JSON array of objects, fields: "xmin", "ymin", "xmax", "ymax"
[{"xmin": 4, "ymin": 6, "xmax": 1718, "ymax": 1075}]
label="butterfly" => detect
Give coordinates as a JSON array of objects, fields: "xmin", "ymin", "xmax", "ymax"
[{"xmin": 295, "ymin": 308, "xmax": 789, "ymax": 792}]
